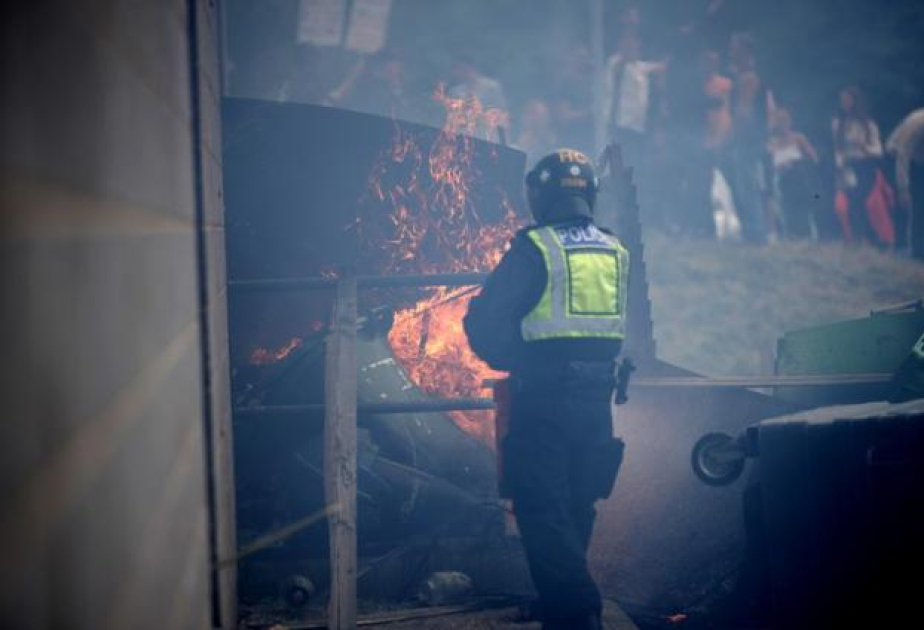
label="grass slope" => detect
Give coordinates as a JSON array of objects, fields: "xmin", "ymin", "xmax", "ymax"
[{"xmin": 644, "ymin": 232, "xmax": 924, "ymax": 376}]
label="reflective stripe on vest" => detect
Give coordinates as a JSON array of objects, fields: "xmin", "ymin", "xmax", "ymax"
[{"xmin": 521, "ymin": 224, "xmax": 629, "ymax": 341}]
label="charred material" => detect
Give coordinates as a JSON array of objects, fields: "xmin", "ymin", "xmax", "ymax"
[{"xmin": 224, "ymin": 101, "xmax": 530, "ymax": 602}]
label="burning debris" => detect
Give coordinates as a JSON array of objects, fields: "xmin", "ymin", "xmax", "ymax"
[
  {"xmin": 250, "ymin": 336, "xmax": 305, "ymax": 365},
  {"xmin": 247, "ymin": 88, "xmax": 524, "ymax": 443},
  {"xmin": 223, "ymin": 92, "xmax": 534, "ymax": 605},
  {"xmin": 359, "ymin": 86, "xmax": 520, "ymax": 276},
  {"xmin": 361, "ymin": 88, "xmax": 524, "ymax": 443},
  {"xmin": 388, "ymin": 287, "xmax": 499, "ymax": 443}
]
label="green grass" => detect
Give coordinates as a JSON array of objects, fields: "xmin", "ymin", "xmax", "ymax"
[{"xmin": 644, "ymin": 232, "xmax": 924, "ymax": 376}]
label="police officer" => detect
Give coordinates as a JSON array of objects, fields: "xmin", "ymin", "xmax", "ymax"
[{"xmin": 464, "ymin": 149, "xmax": 629, "ymax": 630}]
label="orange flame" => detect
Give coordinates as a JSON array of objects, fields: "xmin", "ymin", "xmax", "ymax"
[
  {"xmin": 248, "ymin": 88, "xmax": 521, "ymax": 444},
  {"xmin": 388, "ymin": 290, "xmax": 500, "ymax": 443},
  {"xmin": 359, "ymin": 86, "xmax": 519, "ymax": 277},
  {"xmin": 249, "ymin": 336, "xmax": 304, "ymax": 365},
  {"xmin": 374, "ymin": 87, "xmax": 522, "ymax": 443}
]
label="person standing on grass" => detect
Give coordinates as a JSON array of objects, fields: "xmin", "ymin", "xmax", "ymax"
[
  {"xmin": 728, "ymin": 33, "xmax": 774, "ymax": 244},
  {"xmin": 768, "ymin": 108, "xmax": 820, "ymax": 239},
  {"xmin": 832, "ymin": 85, "xmax": 885, "ymax": 245}
]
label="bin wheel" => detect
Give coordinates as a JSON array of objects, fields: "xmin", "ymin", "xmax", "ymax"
[{"xmin": 692, "ymin": 432, "xmax": 746, "ymax": 486}]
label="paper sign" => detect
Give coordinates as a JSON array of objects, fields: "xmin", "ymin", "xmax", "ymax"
[
  {"xmin": 345, "ymin": 0, "xmax": 392, "ymax": 54},
  {"xmin": 297, "ymin": 0, "xmax": 347, "ymax": 47}
]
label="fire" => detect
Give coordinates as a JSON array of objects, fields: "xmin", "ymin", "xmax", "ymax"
[
  {"xmin": 247, "ymin": 87, "xmax": 522, "ymax": 444},
  {"xmin": 372, "ymin": 86, "xmax": 522, "ymax": 443},
  {"xmin": 249, "ymin": 336, "xmax": 304, "ymax": 365},
  {"xmin": 388, "ymin": 288, "xmax": 499, "ymax": 443},
  {"xmin": 359, "ymin": 85, "xmax": 518, "ymax": 276}
]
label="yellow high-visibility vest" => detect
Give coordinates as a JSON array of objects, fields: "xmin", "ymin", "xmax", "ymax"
[{"xmin": 521, "ymin": 224, "xmax": 629, "ymax": 341}]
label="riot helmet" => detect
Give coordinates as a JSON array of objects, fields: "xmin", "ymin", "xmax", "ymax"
[{"xmin": 525, "ymin": 148, "xmax": 599, "ymax": 223}]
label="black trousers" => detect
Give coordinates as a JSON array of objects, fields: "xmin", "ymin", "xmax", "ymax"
[
  {"xmin": 503, "ymin": 376, "xmax": 622, "ymax": 623},
  {"xmin": 777, "ymin": 161, "xmax": 823, "ymax": 240}
]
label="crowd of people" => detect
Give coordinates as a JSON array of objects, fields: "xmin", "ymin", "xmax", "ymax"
[{"xmin": 320, "ymin": 4, "xmax": 924, "ymax": 258}]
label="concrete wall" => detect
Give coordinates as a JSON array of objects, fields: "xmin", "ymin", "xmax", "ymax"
[{"xmin": 0, "ymin": 1, "xmax": 233, "ymax": 628}]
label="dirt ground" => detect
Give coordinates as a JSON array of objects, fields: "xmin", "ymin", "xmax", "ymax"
[
  {"xmin": 356, "ymin": 600, "xmax": 638, "ymax": 629},
  {"xmin": 252, "ymin": 599, "xmax": 639, "ymax": 629}
]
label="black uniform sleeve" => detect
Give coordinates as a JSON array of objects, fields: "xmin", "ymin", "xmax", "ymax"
[{"xmin": 463, "ymin": 231, "xmax": 546, "ymax": 371}]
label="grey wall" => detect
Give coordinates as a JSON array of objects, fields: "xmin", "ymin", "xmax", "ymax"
[{"xmin": 0, "ymin": 1, "xmax": 233, "ymax": 628}]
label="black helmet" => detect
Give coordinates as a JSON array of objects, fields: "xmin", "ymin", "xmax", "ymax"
[{"xmin": 525, "ymin": 149, "xmax": 599, "ymax": 215}]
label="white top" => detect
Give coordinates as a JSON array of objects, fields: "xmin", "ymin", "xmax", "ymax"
[
  {"xmin": 770, "ymin": 142, "xmax": 805, "ymax": 169},
  {"xmin": 603, "ymin": 56, "xmax": 662, "ymax": 134},
  {"xmin": 832, "ymin": 117, "xmax": 883, "ymax": 165}
]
